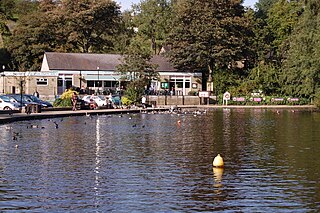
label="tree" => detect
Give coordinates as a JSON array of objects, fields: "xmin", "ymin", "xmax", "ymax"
[
  {"xmin": 167, "ymin": 0, "xmax": 254, "ymax": 93},
  {"xmin": 117, "ymin": 38, "xmax": 159, "ymax": 103},
  {"xmin": 266, "ymin": 0, "xmax": 303, "ymax": 64},
  {"xmin": 255, "ymin": 0, "xmax": 278, "ymax": 19},
  {"xmin": 5, "ymin": 0, "xmax": 57, "ymax": 70},
  {"xmin": 247, "ymin": 0, "xmax": 303, "ymax": 96},
  {"xmin": 132, "ymin": 0, "xmax": 174, "ymax": 54},
  {"xmin": 112, "ymin": 11, "xmax": 136, "ymax": 54},
  {"xmin": 6, "ymin": 0, "xmax": 123, "ymax": 70},
  {"xmin": 281, "ymin": 0, "xmax": 320, "ymax": 99},
  {"xmin": 61, "ymin": 0, "xmax": 122, "ymax": 53}
]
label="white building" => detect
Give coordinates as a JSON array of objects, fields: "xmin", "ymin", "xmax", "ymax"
[{"xmin": 40, "ymin": 52, "xmax": 202, "ymax": 96}]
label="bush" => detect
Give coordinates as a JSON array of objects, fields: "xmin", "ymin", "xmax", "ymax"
[
  {"xmin": 53, "ymin": 89, "xmax": 77, "ymax": 107},
  {"xmin": 188, "ymin": 91, "xmax": 197, "ymax": 96},
  {"xmin": 315, "ymin": 95, "xmax": 320, "ymax": 108},
  {"xmin": 121, "ymin": 96, "xmax": 133, "ymax": 106},
  {"xmin": 53, "ymin": 98, "xmax": 72, "ymax": 107}
]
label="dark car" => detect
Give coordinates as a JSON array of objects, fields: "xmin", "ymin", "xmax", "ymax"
[
  {"xmin": 6, "ymin": 94, "xmax": 39, "ymax": 107},
  {"xmin": 23, "ymin": 94, "xmax": 53, "ymax": 108}
]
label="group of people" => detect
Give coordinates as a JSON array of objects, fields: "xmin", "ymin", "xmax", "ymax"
[{"xmin": 71, "ymin": 92, "xmax": 116, "ymax": 111}]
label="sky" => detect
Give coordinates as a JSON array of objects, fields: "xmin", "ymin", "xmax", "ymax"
[{"xmin": 116, "ymin": 0, "xmax": 258, "ymax": 11}]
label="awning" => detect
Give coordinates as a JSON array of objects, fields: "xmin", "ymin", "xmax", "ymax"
[{"xmin": 84, "ymin": 75, "xmax": 120, "ymax": 81}]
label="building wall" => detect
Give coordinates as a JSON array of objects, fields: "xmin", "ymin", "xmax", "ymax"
[
  {"xmin": 147, "ymin": 95, "xmax": 201, "ymax": 106},
  {"xmin": 0, "ymin": 72, "xmax": 58, "ymax": 101}
]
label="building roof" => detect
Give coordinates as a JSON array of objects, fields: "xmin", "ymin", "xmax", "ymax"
[
  {"xmin": 44, "ymin": 52, "xmax": 122, "ymax": 71},
  {"xmin": 43, "ymin": 52, "xmax": 177, "ymax": 72}
]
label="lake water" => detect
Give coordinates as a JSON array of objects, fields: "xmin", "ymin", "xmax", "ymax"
[{"xmin": 0, "ymin": 108, "xmax": 319, "ymax": 212}]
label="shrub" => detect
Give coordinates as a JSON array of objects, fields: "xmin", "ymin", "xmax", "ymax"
[
  {"xmin": 53, "ymin": 89, "xmax": 77, "ymax": 107},
  {"xmin": 121, "ymin": 96, "xmax": 133, "ymax": 106}
]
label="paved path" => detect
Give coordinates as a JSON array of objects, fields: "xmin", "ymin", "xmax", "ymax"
[{"xmin": 0, "ymin": 107, "xmax": 170, "ymax": 124}]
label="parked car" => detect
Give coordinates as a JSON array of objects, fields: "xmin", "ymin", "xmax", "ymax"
[
  {"xmin": 111, "ymin": 95, "xmax": 121, "ymax": 106},
  {"xmin": 6, "ymin": 94, "xmax": 39, "ymax": 107},
  {"xmin": 23, "ymin": 94, "xmax": 53, "ymax": 108},
  {"xmin": 0, "ymin": 95, "xmax": 21, "ymax": 110},
  {"xmin": 82, "ymin": 95, "xmax": 107, "ymax": 107}
]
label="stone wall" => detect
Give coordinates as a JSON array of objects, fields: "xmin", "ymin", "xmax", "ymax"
[{"xmin": 146, "ymin": 95, "xmax": 201, "ymax": 106}]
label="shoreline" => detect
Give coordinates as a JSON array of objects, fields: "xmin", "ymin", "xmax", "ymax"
[{"xmin": 0, "ymin": 105, "xmax": 317, "ymax": 124}]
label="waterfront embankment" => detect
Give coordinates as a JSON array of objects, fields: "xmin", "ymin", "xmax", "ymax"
[{"xmin": 0, "ymin": 105, "xmax": 317, "ymax": 124}]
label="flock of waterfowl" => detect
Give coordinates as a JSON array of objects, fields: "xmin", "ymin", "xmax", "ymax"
[{"xmin": 3, "ymin": 107, "xmax": 297, "ymax": 168}]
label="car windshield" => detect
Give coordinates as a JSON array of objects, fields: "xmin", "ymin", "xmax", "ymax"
[
  {"xmin": 27, "ymin": 95, "xmax": 40, "ymax": 102},
  {"xmin": 98, "ymin": 95, "xmax": 105, "ymax": 101},
  {"xmin": 0, "ymin": 95, "xmax": 11, "ymax": 102},
  {"xmin": 9, "ymin": 95, "xmax": 21, "ymax": 102}
]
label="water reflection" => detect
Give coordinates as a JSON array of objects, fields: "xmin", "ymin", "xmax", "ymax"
[
  {"xmin": 0, "ymin": 109, "xmax": 319, "ymax": 212},
  {"xmin": 213, "ymin": 167, "xmax": 224, "ymax": 188}
]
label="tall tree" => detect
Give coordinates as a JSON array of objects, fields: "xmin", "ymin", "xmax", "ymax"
[
  {"xmin": 281, "ymin": 0, "xmax": 320, "ymax": 99},
  {"xmin": 246, "ymin": 0, "xmax": 303, "ymax": 96},
  {"xmin": 266, "ymin": 0, "xmax": 303, "ymax": 64},
  {"xmin": 167, "ymin": 0, "xmax": 254, "ymax": 92},
  {"xmin": 117, "ymin": 38, "xmax": 159, "ymax": 103},
  {"xmin": 132, "ymin": 0, "xmax": 174, "ymax": 54},
  {"xmin": 61, "ymin": 0, "xmax": 121, "ymax": 53},
  {"xmin": 6, "ymin": 0, "xmax": 122, "ymax": 70},
  {"xmin": 6, "ymin": 0, "xmax": 58, "ymax": 70},
  {"xmin": 255, "ymin": 0, "xmax": 278, "ymax": 19}
]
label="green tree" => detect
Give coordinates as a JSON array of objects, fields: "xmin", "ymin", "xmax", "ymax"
[
  {"xmin": 6, "ymin": 0, "xmax": 57, "ymax": 70},
  {"xmin": 117, "ymin": 38, "xmax": 159, "ymax": 103},
  {"xmin": 132, "ymin": 0, "xmax": 174, "ymax": 54},
  {"xmin": 281, "ymin": 0, "xmax": 320, "ymax": 99},
  {"xmin": 112, "ymin": 11, "xmax": 136, "ymax": 53},
  {"xmin": 167, "ymin": 0, "xmax": 254, "ymax": 93},
  {"xmin": 255, "ymin": 0, "xmax": 278, "ymax": 19},
  {"xmin": 247, "ymin": 0, "xmax": 303, "ymax": 95},
  {"xmin": 6, "ymin": 0, "xmax": 122, "ymax": 70},
  {"xmin": 61, "ymin": 0, "xmax": 121, "ymax": 53},
  {"xmin": 267, "ymin": 0, "xmax": 303, "ymax": 64}
]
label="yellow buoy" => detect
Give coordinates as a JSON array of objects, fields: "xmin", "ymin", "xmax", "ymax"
[{"xmin": 213, "ymin": 154, "xmax": 224, "ymax": 167}]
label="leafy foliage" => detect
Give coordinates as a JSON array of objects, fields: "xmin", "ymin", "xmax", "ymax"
[
  {"xmin": 53, "ymin": 89, "xmax": 77, "ymax": 107},
  {"xmin": 5, "ymin": 0, "xmax": 122, "ymax": 70},
  {"xmin": 281, "ymin": 0, "xmax": 320, "ymax": 99},
  {"xmin": 117, "ymin": 38, "xmax": 159, "ymax": 103},
  {"xmin": 132, "ymin": 0, "xmax": 174, "ymax": 54},
  {"xmin": 123, "ymin": 79, "xmax": 145, "ymax": 104},
  {"xmin": 167, "ymin": 0, "xmax": 254, "ymax": 92}
]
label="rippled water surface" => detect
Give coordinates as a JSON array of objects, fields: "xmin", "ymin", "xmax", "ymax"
[{"xmin": 0, "ymin": 108, "xmax": 319, "ymax": 212}]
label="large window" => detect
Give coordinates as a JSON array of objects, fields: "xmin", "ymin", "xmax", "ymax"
[
  {"xmin": 87, "ymin": 80, "xmax": 102, "ymax": 87},
  {"xmin": 36, "ymin": 78, "xmax": 48, "ymax": 86},
  {"xmin": 169, "ymin": 78, "xmax": 191, "ymax": 88},
  {"xmin": 104, "ymin": 80, "xmax": 118, "ymax": 88}
]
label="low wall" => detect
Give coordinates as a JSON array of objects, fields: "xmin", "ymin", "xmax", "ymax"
[{"xmin": 147, "ymin": 95, "xmax": 201, "ymax": 106}]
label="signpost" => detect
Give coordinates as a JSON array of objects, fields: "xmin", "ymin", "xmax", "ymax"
[
  {"xmin": 223, "ymin": 92, "xmax": 231, "ymax": 105},
  {"xmin": 199, "ymin": 91, "xmax": 210, "ymax": 105}
]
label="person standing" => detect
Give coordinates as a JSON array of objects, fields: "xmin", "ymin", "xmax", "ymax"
[
  {"xmin": 141, "ymin": 96, "xmax": 146, "ymax": 108},
  {"xmin": 33, "ymin": 90, "xmax": 39, "ymax": 98},
  {"xmin": 71, "ymin": 92, "xmax": 78, "ymax": 111}
]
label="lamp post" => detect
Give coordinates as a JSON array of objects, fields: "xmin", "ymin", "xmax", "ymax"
[
  {"xmin": 97, "ymin": 66, "xmax": 100, "ymax": 94},
  {"xmin": 79, "ymin": 70, "xmax": 82, "ymax": 90},
  {"xmin": 1, "ymin": 65, "xmax": 5, "ymax": 94}
]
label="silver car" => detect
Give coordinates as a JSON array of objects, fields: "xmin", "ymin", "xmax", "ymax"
[{"xmin": 0, "ymin": 95, "xmax": 21, "ymax": 110}]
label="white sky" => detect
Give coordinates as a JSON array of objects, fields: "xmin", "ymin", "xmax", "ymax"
[{"xmin": 116, "ymin": 0, "xmax": 258, "ymax": 11}]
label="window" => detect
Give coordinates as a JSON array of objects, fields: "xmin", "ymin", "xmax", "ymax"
[
  {"xmin": 87, "ymin": 81, "xmax": 94, "ymax": 87},
  {"xmin": 104, "ymin": 81, "xmax": 118, "ymax": 88},
  {"xmin": 36, "ymin": 78, "xmax": 48, "ymax": 86},
  {"xmin": 87, "ymin": 80, "xmax": 102, "ymax": 87},
  {"xmin": 169, "ymin": 78, "xmax": 191, "ymax": 88}
]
